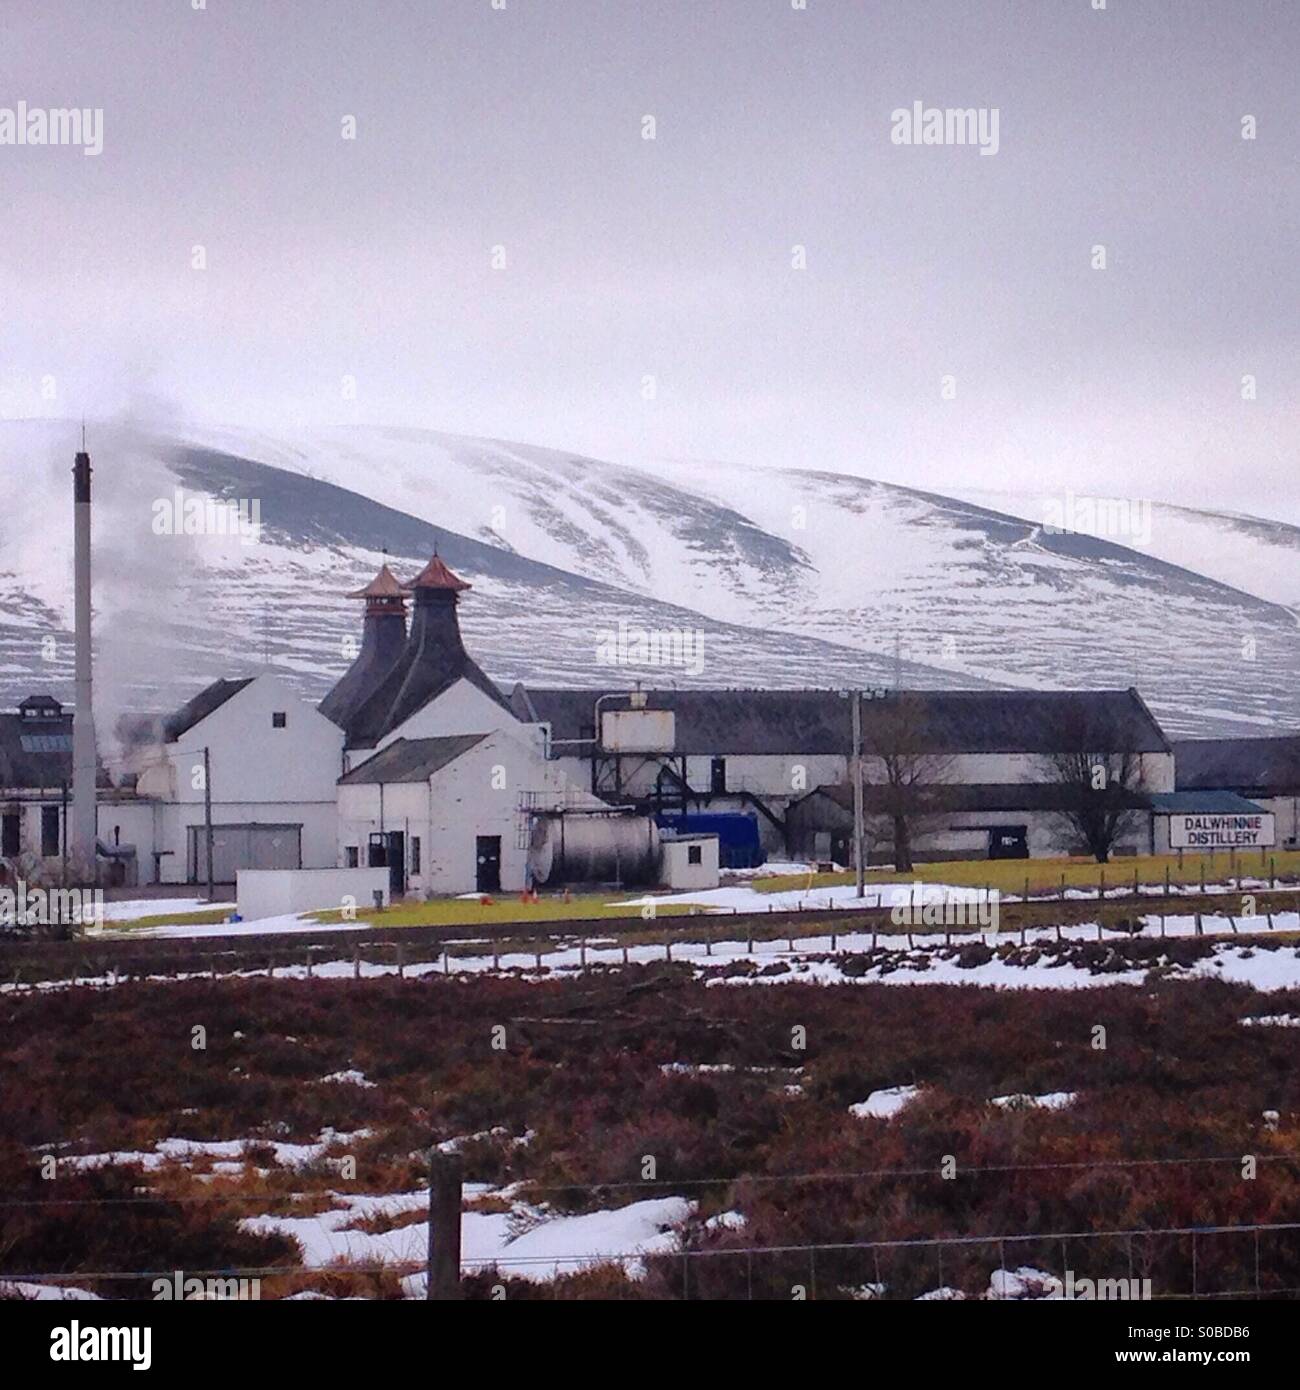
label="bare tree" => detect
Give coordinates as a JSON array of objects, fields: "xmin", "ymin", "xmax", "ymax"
[
  {"xmin": 1043, "ymin": 705, "xmax": 1148, "ymax": 863},
  {"xmin": 859, "ymin": 693, "xmax": 955, "ymax": 873}
]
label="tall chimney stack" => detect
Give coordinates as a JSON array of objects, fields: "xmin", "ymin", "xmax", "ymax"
[{"xmin": 71, "ymin": 432, "xmax": 98, "ymax": 875}]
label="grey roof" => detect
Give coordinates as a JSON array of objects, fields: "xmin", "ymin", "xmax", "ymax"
[
  {"xmin": 798, "ymin": 781, "xmax": 1151, "ymax": 817},
  {"xmin": 0, "ymin": 701, "xmax": 110, "ymax": 791},
  {"xmin": 163, "ymin": 678, "xmax": 254, "ymax": 742},
  {"xmin": 1174, "ymin": 736, "xmax": 1300, "ymax": 795},
  {"xmin": 512, "ymin": 686, "xmax": 1171, "ymax": 757},
  {"xmin": 338, "ymin": 733, "xmax": 489, "ymax": 785},
  {"xmin": 1147, "ymin": 791, "xmax": 1267, "ymax": 814}
]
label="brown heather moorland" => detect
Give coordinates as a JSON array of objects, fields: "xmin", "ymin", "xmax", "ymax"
[{"xmin": 3, "ymin": 943, "xmax": 1300, "ymax": 1299}]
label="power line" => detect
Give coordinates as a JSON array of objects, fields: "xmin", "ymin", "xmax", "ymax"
[{"xmin": 5, "ymin": 1149, "xmax": 1300, "ymax": 1208}]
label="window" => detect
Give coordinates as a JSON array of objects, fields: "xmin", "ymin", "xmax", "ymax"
[
  {"xmin": 272, "ymin": 711, "xmax": 287, "ymax": 728},
  {"xmin": 2, "ymin": 812, "xmax": 19, "ymax": 857},
  {"xmin": 345, "ymin": 846, "xmax": 359, "ymax": 868},
  {"xmin": 41, "ymin": 806, "xmax": 60, "ymax": 857},
  {"xmin": 710, "ymin": 757, "xmax": 726, "ymax": 794},
  {"xmin": 687, "ymin": 844, "xmax": 702, "ymax": 865},
  {"xmin": 411, "ymin": 837, "xmax": 421, "ymax": 874}
]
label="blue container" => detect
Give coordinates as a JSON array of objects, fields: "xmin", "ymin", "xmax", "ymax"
[{"xmin": 656, "ymin": 812, "xmax": 765, "ymax": 869}]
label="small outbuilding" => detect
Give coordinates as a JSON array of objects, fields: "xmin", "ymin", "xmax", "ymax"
[{"xmin": 659, "ymin": 832, "xmax": 720, "ymax": 890}]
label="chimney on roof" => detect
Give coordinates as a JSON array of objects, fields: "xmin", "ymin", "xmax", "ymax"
[
  {"xmin": 397, "ymin": 552, "xmax": 473, "ymax": 681},
  {"xmin": 71, "ymin": 435, "xmax": 99, "ymax": 875},
  {"xmin": 319, "ymin": 559, "xmax": 413, "ymax": 729}
]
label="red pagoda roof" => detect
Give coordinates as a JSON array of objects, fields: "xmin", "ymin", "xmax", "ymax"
[
  {"xmin": 407, "ymin": 554, "xmax": 471, "ymax": 592},
  {"xmin": 347, "ymin": 563, "xmax": 412, "ymax": 600}
]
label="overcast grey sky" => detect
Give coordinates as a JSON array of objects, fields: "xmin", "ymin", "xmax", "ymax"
[{"xmin": 2, "ymin": 0, "xmax": 1296, "ymax": 517}]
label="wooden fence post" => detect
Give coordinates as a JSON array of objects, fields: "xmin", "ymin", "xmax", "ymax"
[{"xmin": 427, "ymin": 1150, "xmax": 464, "ymax": 1301}]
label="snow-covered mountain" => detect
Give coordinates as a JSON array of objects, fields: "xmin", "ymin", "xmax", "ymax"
[
  {"xmin": 1, "ymin": 418, "xmax": 1296, "ymax": 740},
  {"xmin": 947, "ymin": 486, "xmax": 1300, "ymax": 615}
]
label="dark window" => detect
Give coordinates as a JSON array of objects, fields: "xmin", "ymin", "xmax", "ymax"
[
  {"xmin": 579, "ymin": 724, "xmax": 595, "ymax": 743},
  {"xmin": 710, "ymin": 757, "xmax": 726, "ymax": 794},
  {"xmin": 411, "ymin": 837, "xmax": 421, "ymax": 873},
  {"xmin": 2, "ymin": 812, "xmax": 19, "ymax": 857},
  {"xmin": 272, "ymin": 711, "xmax": 287, "ymax": 728},
  {"xmin": 687, "ymin": 844, "xmax": 702, "ymax": 865},
  {"xmin": 345, "ymin": 846, "xmax": 359, "ymax": 868},
  {"xmin": 41, "ymin": 806, "xmax": 60, "ymax": 857}
]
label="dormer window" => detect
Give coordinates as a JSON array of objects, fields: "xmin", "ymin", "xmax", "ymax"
[{"xmin": 19, "ymin": 695, "xmax": 63, "ymax": 721}]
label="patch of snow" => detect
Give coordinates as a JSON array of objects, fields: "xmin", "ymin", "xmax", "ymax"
[
  {"xmin": 990, "ymin": 1091, "xmax": 1077, "ymax": 1111},
  {"xmin": 319, "ymin": 1069, "xmax": 377, "ymax": 1088},
  {"xmin": 988, "ymin": 1266, "xmax": 1061, "ymax": 1300},
  {"xmin": 0, "ymin": 1280, "xmax": 101, "ymax": 1301},
  {"xmin": 850, "ymin": 1085, "xmax": 921, "ymax": 1120}
]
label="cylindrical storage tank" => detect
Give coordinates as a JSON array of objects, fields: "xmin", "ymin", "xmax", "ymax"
[{"xmin": 528, "ymin": 813, "xmax": 660, "ymax": 887}]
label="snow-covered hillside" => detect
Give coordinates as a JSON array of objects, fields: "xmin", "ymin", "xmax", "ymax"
[
  {"xmin": 948, "ymin": 486, "xmax": 1300, "ymax": 614},
  {"xmin": 0, "ymin": 418, "xmax": 1296, "ymax": 738}
]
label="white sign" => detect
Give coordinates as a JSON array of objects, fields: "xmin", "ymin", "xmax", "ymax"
[{"xmin": 1169, "ymin": 812, "xmax": 1275, "ymax": 850}]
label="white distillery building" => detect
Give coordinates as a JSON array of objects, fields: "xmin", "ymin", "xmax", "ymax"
[
  {"xmin": 11, "ymin": 541, "xmax": 1244, "ymax": 896},
  {"xmin": 324, "ymin": 555, "xmax": 614, "ymax": 896},
  {"xmin": 127, "ymin": 671, "xmax": 344, "ymax": 883},
  {"xmin": 1172, "ymin": 735, "xmax": 1300, "ymax": 851}
]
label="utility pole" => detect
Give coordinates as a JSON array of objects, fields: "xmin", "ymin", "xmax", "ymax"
[
  {"xmin": 60, "ymin": 780, "xmax": 69, "ymax": 887},
  {"xmin": 203, "ymin": 746, "xmax": 215, "ymax": 902},
  {"xmin": 426, "ymin": 1150, "xmax": 464, "ymax": 1300},
  {"xmin": 852, "ymin": 690, "xmax": 865, "ymax": 899}
]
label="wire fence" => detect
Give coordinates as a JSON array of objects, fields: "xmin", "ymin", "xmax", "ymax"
[
  {"xmin": 5, "ymin": 1148, "xmax": 1300, "ymax": 1208},
  {"xmin": 7, "ymin": 1221, "xmax": 1300, "ymax": 1301}
]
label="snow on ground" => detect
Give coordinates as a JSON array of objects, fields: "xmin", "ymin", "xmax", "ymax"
[
  {"xmin": 105, "ymin": 912, "xmax": 369, "ymax": 940},
  {"xmin": 434, "ymin": 1127, "xmax": 534, "ymax": 1154},
  {"xmin": 990, "ymin": 1091, "xmax": 1077, "ymax": 1111},
  {"xmin": 1186, "ymin": 949, "xmax": 1300, "ymax": 993},
  {"xmin": 619, "ymin": 878, "xmax": 1295, "ymax": 913},
  {"xmin": 99, "ymin": 898, "xmax": 235, "ymax": 922},
  {"xmin": 850, "ymin": 1085, "xmax": 921, "ymax": 1120},
  {"xmin": 0, "ymin": 1280, "xmax": 101, "ymax": 1301},
  {"xmin": 13, "ymin": 911, "xmax": 1300, "ymax": 997},
  {"xmin": 722, "ymin": 862, "xmax": 818, "ymax": 880},
  {"xmin": 319, "ymin": 1069, "xmax": 376, "ymax": 1088},
  {"xmin": 1241, "ymin": 1014, "xmax": 1300, "ymax": 1028},
  {"xmin": 51, "ymin": 1128, "xmax": 373, "ymax": 1174},
  {"xmin": 987, "ymin": 1267, "xmax": 1062, "ymax": 1300},
  {"xmin": 238, "ymin": 1190, "xmax": 695, "ymax": 1292},
  {"xmin": 614, "ymin": 881, "xmax": 995, "ymax": 913}
]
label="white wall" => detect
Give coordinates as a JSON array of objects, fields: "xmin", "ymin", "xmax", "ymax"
[
  {"xmin": 135, "ymin": 673, "xmax": 344, "ymax": 882},
  {"xmin": 661, "ymin": 836, "xmax": 720, "ymax": 889},
  {"xmin": 338, "ymin": 726, "xmax": 561, "ymax": 896},
  {"xmin": 368, "ymin": 678, "xmax": 523, "ymax": 758},
  {"xmin": 237, "ymin": 867, "xmax": 390, "ymax": 921}
]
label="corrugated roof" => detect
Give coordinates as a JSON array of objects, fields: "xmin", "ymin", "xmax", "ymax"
[
  {"xmin": 1174, "ymin": 736, "xmax": 1300, "ymax": 795},
  {"xmin": 801, "ymin": 781, "xmax": 1152, "ymax": 816},
  {"xmin": 339, "ymin": 733, "xmax": 489, "ymax": 784},
  {"xmin": 163, "ymin": 677, "xmax": 254, "ymax": 742},
  {"xmin": 512, "ymin": 686, "xmax": 1170, "ymax": 757},
  {"xmin": 1147, "ymin": 791, "xmax": 1267, "ymax": 814}
]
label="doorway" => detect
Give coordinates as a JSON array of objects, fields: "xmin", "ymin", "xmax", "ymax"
[
  {"xmin": 476, "ymin": 835, "xmax": 502, "ymax": 893},
  {"xmin": 367, "ymin": 831, "xmax": 406, "ymax": 897},
  {"xmin": 988, "ymin": 826, "xmax": 1029, "ymax": 859}
]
